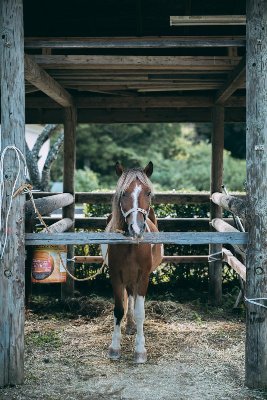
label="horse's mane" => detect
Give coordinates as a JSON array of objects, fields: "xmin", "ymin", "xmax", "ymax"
[{"xmin": 109, "ymin": 168, "xmax": 154, "ymax": 231}]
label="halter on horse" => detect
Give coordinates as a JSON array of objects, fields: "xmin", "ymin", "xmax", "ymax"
[{"xmin": 102, "ymin": 162, "xmax": 163, "ymax": 363}]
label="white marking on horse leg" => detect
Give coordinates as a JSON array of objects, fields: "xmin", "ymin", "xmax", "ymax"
[
  {"xmin": 134, "ymin": 295, "xmax": 147, "ymax": 363},
  {"xmin": 131, "ymin": 184, "xmax": 142, "ymax": 235},
  {"xmin": 100, "ymin": 244, "xmax": 109, "ymax": 266},
  {"xmin": 108, "ymin": 317, "xmax": 121, "ymax": 360},
  {"xmin": 126, "ymin": 295, "xmax": 136, "ymax": 335}
]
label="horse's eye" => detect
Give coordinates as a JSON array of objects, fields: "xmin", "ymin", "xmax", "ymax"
[{"xmin": 147, "ymin": 191, "xmax": 151, "ymax": 197}]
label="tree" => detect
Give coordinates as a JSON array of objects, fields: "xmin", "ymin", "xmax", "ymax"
[{"xmin": 26, "ymin": 124, "xmax": 64, "ymax": 191}]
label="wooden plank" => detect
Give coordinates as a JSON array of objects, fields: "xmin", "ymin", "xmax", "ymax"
[
  {"xmin": 25, "ymin": 193, "xmax": 74, "ymax": 220},
  {"xmin": 31, "ymin": 55, "xmax": 242, "ymax": 70},
  {"xmin": 209, "ymin": 105, "xmax": 224, "ymax": 305},
  {"xmin": 170, "ymin": 15, "xmax": 246, "ymax": 26},
  {"xmin": 41, "ymin": 216, "xmax": 235, "ymax": 231},
  {"xmin": 24, "ymin": 54, "xmax": 74, "ymax": 107},
  {"xmin": 24, "ymin": 108, "xmax": 246, "ymax": 124},
  {"xmin": 73, "ymin": 255, "xmax": 209, "ymax": 264},
  {"xmin": 0, "ymin": 0, "xmax": 25, "ymax": 387},
  {"xmin": 222, "ymin": 248, "xmax": 246, "ymax": 281},
  {"xmin": 211, "ymin": 192, "xmax": 246, "ymax": 219},
  {"xmin": 24, "ymin": 36, "xmax": 246, "ymax": 49},
  {"xmin": 25, "ymin": 231, "xmax": 248, "ymax": 246},
  {"xmin": 62, "ymin": 107, "xmax": 77, "ymax": 299},
  {"xmin": 25, "ymin": 95, "xmax": 246, "ymax": 109},
  {"xmin": 245, "ymin": 0, "xmax": 267, "ymax": 390},
  {"xmin": 32, "ymin": 191, "xmax": 245, "ymax": 204},
  {"xmin": 215, "ymin": 57, "xmax": 246, "ymax": 104}
]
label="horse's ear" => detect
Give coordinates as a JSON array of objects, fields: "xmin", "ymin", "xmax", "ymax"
[
  {"xmin": 144, "ymin": 161, "xmax": 153, "ymax": 177},
  {"xmin": 115, "ymin": 161, "xmax": 124, "ymax": 176}
]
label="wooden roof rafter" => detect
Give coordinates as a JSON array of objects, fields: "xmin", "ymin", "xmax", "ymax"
[{"xmin": 24, "ymin": 54, "xmax": 74, "ymax": 107}]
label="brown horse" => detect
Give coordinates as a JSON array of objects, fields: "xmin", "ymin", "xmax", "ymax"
[{"xmin": 102, "ymin": 161, "xmax": 163, "ymax": 363}]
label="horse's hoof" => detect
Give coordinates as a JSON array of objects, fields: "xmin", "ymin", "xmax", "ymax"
[
  {"xmin": 125, "ymin": 324, "xmax": 137, "ymax": 335},
  {"xmin": 108, "ymin": 347, "xmax": 121, "ymax": 360},
  {"xmin": 134, "ymin": 350, "xmax": 147, "ymax": 364}
]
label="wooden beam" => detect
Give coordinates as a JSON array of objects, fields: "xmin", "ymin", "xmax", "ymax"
[
  {"xmin": 32, "ymin": 191, "xmax": 245, "ymax": 205},
  {"xmin": 0, "ymin": 0, "xmax": 25, "ymax": 386},
  {"xmin": 24, "ymin": 54, "xmax": 74, "ymax": 107},
  {"xmin": 25, "ymin": 193, "xmax": 74, "ymax": 221},
  {"xmin": 40, "ymin": 218, "xmax": 73, "ymax": 233},
  {"xmin": 170, "ymin": 15, "xmax": 246, "ymax": 26},
  {"xmin": 215, "ymin": 57, "xmax": 246, "ymax": 104},
  {"xmin": 211, "ymin": 192, "xmax": 246, "ymax": 219},
  {"xmin": 31, "ymin": 55, "xmax": 242, "ymax": 71},
  {"xmin": 25, "ymin": 95, "xmax": 246, "ymax": 109},
  {"xmin": 73, "ymin": 255, "xmax": 209, "ymax": 264},
  {"xmin": 62, "ymin": 107, "xmax": 77, "ymax": 299},
  {"xmin": 222, "ymin": 248, "xmax": 246, "ymax": 281},
  {"xmin": 245, "ymin": 0, "xmax": 267, "ymax": 390},
  {"xmin": 25, "ymin": 231, "xmax": 248, "ymax": 246},
  {"xmin": 209, "ymin": 105, "xmax": 224, "ymax": 305},
  {"xmin": 24, "ymin": 36, "xmax": 246, "ymax": 49},
  {"xmin": 211, "ymin": 218, "xmax": 246, "ymax": 259},
  {"xmin": 24, "ymin": 108, "xmax": 246, "ymax": 124}
]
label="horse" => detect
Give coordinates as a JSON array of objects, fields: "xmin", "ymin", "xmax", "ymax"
[{"xmin": 101, "ymin": 161, "xmax": 163, "ymax": 363}]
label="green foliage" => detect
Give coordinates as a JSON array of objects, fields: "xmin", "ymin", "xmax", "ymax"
[
  {"xmin": 26, "ymin": 330, "xmax": 61, "ymax": 348},
  {"xmin": 75, "ymin": 168, "xmax": 99, "ymax": 192}
]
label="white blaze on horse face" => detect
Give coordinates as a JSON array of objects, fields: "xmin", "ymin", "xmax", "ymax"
[
  {"xmin": 131, "ymin": 184, "xmax": 142, "ymax": 235},
  {"xmin": 134, "ymin": 295, "xmax": 146, "ymax": 354}
]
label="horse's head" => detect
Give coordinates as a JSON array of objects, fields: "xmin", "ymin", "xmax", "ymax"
[{"xmin": 115, "ymin": 162, "xmax": 153, "ymax": 239}]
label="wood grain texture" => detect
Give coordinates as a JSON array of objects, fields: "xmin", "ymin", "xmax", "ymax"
[
  {"xmin": 245, "ymin": 0, "xmax": 267, "ymax": 390},
  {"xmin": 25, "ymin": 231, "xmax": 248, "ymax": 246},
  {"xmin": 0, "ymin": 0, "xmax": 25, "ymax": 386},
  {"xmin": 24, "ymin": 36, "xmax": 246, "ymax": 49},
  {"xmin": 209, "ymin": 105, "xmax": 224, "ymax": 305},
  {"xmin": 222, "ymin": 248, "xmax": 246, "ymax": 281},
  {"xmin": 40, "ymin": 218, "xmax": 73, "ymax": 233},
  {"xmin": 62, "ymin": 107, "xmax": 77, "ymax": 298},
  {"xmin": 215, "ymin": 57, "xmax": 246, "ymax": 104},
  {"xmin": 25, "ymin": 193, "xmax": 74, "ymax": 220},
  {"xmin": 211, "ymin": 192, "xmax": 246, "ymax": 219}
]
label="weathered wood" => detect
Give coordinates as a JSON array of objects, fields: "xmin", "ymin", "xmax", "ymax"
[
  {"xmin": 215, "ymin": 57, "xmax": 246, "ymax": 105},
  {"xmin": 211, "ymin": 192, "xmax": 246, "ymax": 219},
  {"xmin": 0, "ymin": 0, "xmax": 25, "ymax": 386},
  {"xmin": 222, "ymin": 248, "xmax": 246, "ymax": 281},
  {"xmin": 211, "ymin": 218, "xmax": 246, "ymax": 259},
  {"xmin": 32, "ymin": 55, "xmax": 242, "ymax": 70},
  {"xmin": 209, "ymin": 106, "xmax": 224, "ymax": 305},
  {"xmin": 61, "ymin": 107, "xmax": 77, "ymax": 299},
  {"xmin": 32, "ymin": 191, "xmax": 245, "ymax": 205},
  {"xmin": 73, "ymin": 255, "xmax": 209, "ymax": 264},
  {"xmin": 170, "ymin": 15, "xmax": 246, "ymax": 26},
  {"xmin": 24, "ymin": 36, "xmax": 246, "ymax": 49},
  {"xmin": 40, "ymin": 218, "xmax": 73, "ymax": 233},
  {"xmin": 245, "ymin": 0, "xmax": 267, "ymax": 390},
  {"xmin": 25, "ymin": 193, "xmax": 74, "ymax": 220},
  {"xmin": 25, "ymin": 95, "xmax": 246, "ymax": 109},
  {"xmin": 41, "ymin": 216, "xmax": 235, "ymax": 231},
  {"xmin": 24, "ymin": 108, "xmax": 246, "ymax": 124},
  {"xmin": 24, "ymin": 54, "xmax": 74, "ymax": 107},
  {"xmin": 25, "ymin": 231, "xmax": 248, "ymax": 246}
]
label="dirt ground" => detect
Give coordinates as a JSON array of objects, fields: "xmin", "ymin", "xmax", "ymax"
[{"xmin": 0, "ymin": 297, "xmax": 266, "ymax": 400}]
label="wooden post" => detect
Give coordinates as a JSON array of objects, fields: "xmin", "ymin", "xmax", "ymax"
[
  {"xmin": 61, "ymin": 107, "xmax": 76, "ymax": 298},
  {"xmin": 0, "ymin": 0, "xmax": 25, "ymax": 386},
  {"xmin": 245, "ymin": 0, "xmax": 267, "ymax": 389},
  {"xmin": 209, "ymin": 106, "xmax": 224, "ymax": 305}
]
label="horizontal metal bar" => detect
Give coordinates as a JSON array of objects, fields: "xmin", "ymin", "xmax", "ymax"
[{"xmin": 25, "ymin": 232, "xmax": 248, "ymax": 246}]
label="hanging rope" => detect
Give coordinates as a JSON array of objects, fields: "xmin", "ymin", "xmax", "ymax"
[
  {"xmin": 244, "ymin": 297, "xmax": 267, "ymax": 310},
  {"xmin": 0, "ymin": 146, "xmax": 28, "ymax": 259}
]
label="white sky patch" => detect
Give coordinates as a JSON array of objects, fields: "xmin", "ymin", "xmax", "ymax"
[{"xmin": 131, "ymin": 184, "xmax": 142, "ymax": 235}]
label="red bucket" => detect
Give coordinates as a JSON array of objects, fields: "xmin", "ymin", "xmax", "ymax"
[{"xmin": 31, "ymin": 245, "xmax": 67, "ymax": 283}]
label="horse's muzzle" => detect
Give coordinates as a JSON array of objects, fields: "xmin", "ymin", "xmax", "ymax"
[{"xmin": 128, "ymin": 222, "xmax": 146, "ymax": 239}]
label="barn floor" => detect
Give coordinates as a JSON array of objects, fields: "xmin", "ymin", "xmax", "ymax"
[{"xmin": 0, "ymin": 296, "xmax": 266, "ymax": 400}]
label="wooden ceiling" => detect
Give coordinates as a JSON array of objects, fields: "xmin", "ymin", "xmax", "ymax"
[{"xmin": 23, "ymin": 0, "xmax": 246, "ymax": 123}]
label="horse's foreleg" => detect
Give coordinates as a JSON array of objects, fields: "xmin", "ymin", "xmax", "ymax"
[
  {"xmin": 134, "ymin": 295, "xmax": 147, "ymax": 363},
  {"xmin": 125, "ymin": 292, "xmax": 136, "ymax": 335},
  {"xmin": 109, "ymin": 288, "xmax": 124, "ymax": 360}
]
